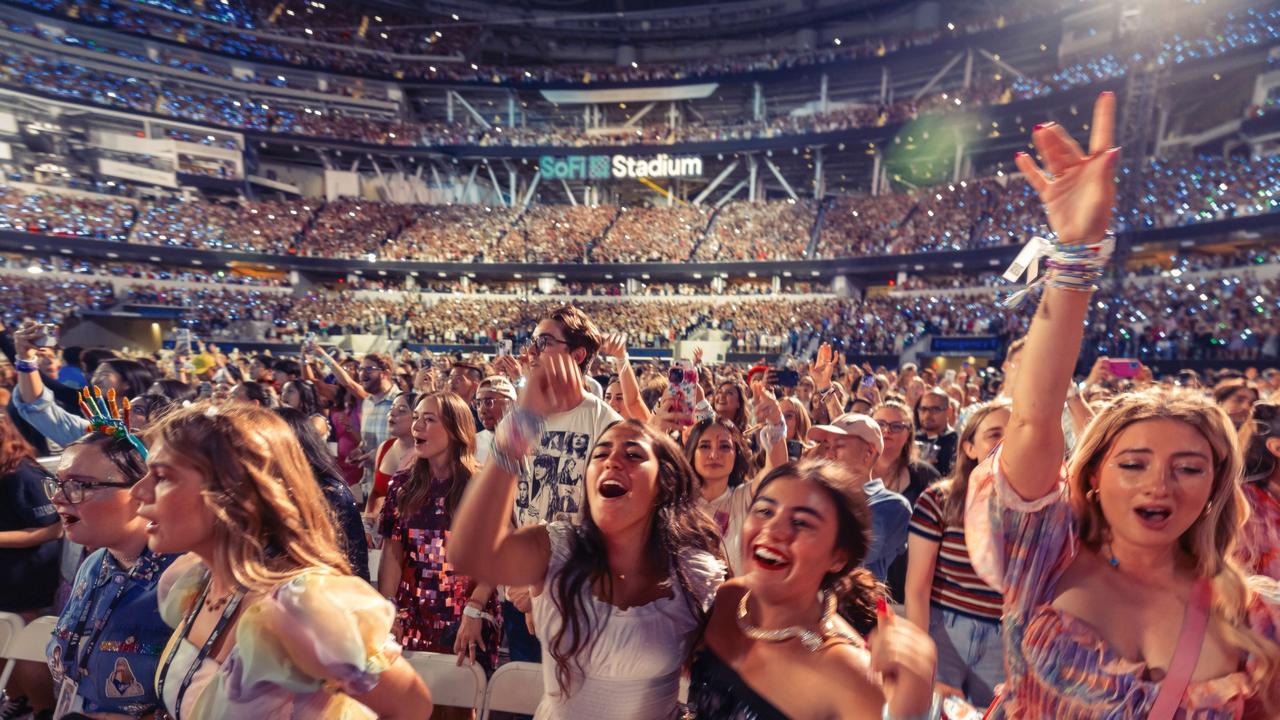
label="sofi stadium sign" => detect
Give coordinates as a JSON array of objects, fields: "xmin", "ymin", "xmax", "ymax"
[{"xmin": 539, "ymin": 154, "xmax": 703, "ymax": 181}]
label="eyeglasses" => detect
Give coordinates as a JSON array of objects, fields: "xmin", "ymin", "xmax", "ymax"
[
  {"xmin": 43, "ymin": 474, "xmax": 135, "ymax": 505},
  {"xmin": 475, "ymin": 397, "xmax": 509, "ymax": 409},
  {"xmin": 359, "ymin": 366, "xmax": 385, "ymax": 375},
  {"xmin": 877, "ymin": 421, "xmax": 911, "ymax": 434},
  {"xmin": 918, "ymin": 405, "xmax": 947, "ymax": 414},
  {"xmin": 531, "ymin": 334, "xmax": 568, "ymax": 353}
]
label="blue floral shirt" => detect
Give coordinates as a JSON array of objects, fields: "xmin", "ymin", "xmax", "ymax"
[{"xmin": 47, "ymin": 547, "xmax": 179, "ymax": 718}]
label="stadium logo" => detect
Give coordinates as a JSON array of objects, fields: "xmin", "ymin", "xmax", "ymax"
[{"xmin": 539, "ymin": 154, "xmax": 703, "ymax": 181}]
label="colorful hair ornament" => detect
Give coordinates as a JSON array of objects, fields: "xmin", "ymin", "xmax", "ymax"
[{"xmin": 79, "ymin": 385, "xmax": 148, "ymax": 460}]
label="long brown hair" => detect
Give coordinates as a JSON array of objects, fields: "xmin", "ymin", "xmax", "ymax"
[
  {"xmin": 872, "ymin": 399, "xmax": 917, "ymax": 482},
  {"xmin": 685, "ymin": 417, "xmax": 756, "ymax": 489},
  {"xmin": 939, "ymin": 399, "xmax": 1012, "ymax": 526},
  {"xmin": 0, "ymin": 413, "xmax": 36, "ymax": 477},
  {"xmin": 145, "ymin": 402, "xmax": 350, "ymax": 591},
  {"xmin": 754, "ymin": 460, "xmax": 883, "ymax": 634},
  {"xmin": 397, "ymin": 392, "xmax": 477, "ymax": 518},
  {"xmin": 1070, "ymin": 388, "xmax": 1280, "ymax": 712},
  {"xmin": 549, "ymin": 420, "xmax": 723, "ymax": 698}
]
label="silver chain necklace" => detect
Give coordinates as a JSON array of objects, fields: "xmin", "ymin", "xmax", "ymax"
[{"xmin": 735, "ymin": 589, "xmax": 840, "ymax": 653}]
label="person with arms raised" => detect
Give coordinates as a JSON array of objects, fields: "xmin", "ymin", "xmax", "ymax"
[
  {"xmin": 450, "ymin": 351, "xmax": 724, "ymax": 719},
  {"xmin": 969, "ymin": 92, "xmax": 1280, "ymax": 717}
]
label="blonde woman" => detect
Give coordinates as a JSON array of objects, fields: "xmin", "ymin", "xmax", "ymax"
[
  {"xmin": 130, "ymin": 403, "xmax": 431, "ymax": 719},
  {"xmin": 968, "ymin": 93, "xmax": 1280, "ymax": 717}
]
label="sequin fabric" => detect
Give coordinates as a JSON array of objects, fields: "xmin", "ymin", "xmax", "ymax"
[{"xmin": 378, "ymin": 470, "xmax": 499, "ymax": 668}]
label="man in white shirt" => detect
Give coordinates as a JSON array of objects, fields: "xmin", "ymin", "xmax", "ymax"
[
  {"xmin": 506, "ymin": 305, "xmax": 622, "ymax": 666},
  {"xmin": 515, "ymin": 306, "xmax": 622, "ymax": 527}
]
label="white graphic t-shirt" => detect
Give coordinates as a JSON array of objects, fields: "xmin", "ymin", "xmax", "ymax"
[{"xmin": 515, "ymin": 394, "xmax": 622, "ymax": 528}]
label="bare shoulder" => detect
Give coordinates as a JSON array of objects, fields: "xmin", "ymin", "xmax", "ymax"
[{"xmin": 815, "ymin": 632, "xmax": 883, "ymax": 712}]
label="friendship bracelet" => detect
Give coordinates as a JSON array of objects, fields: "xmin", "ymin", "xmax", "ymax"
[
  {"xmin": 1002, "ymin": 233, "xmax": 1115, "ymax": 307},
  {"xmin": 492, "ymin": 407, "xmax": 546, "ymax": 476},
  {"xmin": 759, "ymin": 420, "xmax": 788, "ymax": 447},
  {"xmin": 14, "ymin": 358, "xmax": 38, "ymax": 373}
]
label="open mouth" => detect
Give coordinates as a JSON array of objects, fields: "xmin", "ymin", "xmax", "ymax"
[
  {"xmin": 598, "ymin": 479, "xmax": 628, "ymax": 499},
  {"xmin": 1134, "ymin": 505, "xmax": 1173, "ymax": 528},
  {"xmin": 59, "ymin": 512, "xmax": 80, "ymax": 527},
  {"xmin": 751, "ymin": 544, "xmax": 791, "ymax": 570}
]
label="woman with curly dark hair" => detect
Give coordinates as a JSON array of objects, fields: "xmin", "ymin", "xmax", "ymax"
[
  {"xmin": 450, "ymin": 353, "xmax": 725, "ymax": 718},
  {"xmin": 686, "ymin": 459, "xmax": 939, "ymax": 719}
]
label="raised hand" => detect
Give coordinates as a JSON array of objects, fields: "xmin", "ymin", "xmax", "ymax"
[
  {"xmin": 811, "ymin": 343, "xmax": 835, "ymax": 391},
  {"xmin": 751, "ymin": 379, "xmax": 782, "ymax": 427},
  {"xmin": 12, "ymin": 320, "xmax": 44, "ymax": 361},
  {"xmin": 868, "ymin": 597, "xmax": 938, "ymax": 719},
  {"xmin": 493, "ymin": 353, "xmax": 524, "ymax": 382},
  {"xmin": 520, "ymin": 351, "xmax": 584, "ymax": 417},
  {"xmin": 599, "ymin": 332, "xmax": 628, "ymax": 360},
  {"xmin": 1014, "ymin": 92, "xmax": 1119, "ymax": 245}
]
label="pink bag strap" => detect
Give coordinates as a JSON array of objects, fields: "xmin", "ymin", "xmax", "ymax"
[{"xmin": 1148, "ymin": 578, "xmax": 1213, "ymax": 720}]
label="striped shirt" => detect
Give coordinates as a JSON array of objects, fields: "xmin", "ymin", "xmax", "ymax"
[{"xmin": 908, "ymin": 484, "xmax": 1003, "ymax": 621}]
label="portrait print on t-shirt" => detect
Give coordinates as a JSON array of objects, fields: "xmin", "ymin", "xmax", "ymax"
[{"xmin": 520, "ymin": 430, "xmax": 591, "ymax": 525}]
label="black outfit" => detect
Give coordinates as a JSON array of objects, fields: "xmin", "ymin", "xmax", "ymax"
[
  {"xmin": 687, "ymin": 648, "xmax": 788, "ymax": 720},
  {"xmin": 0, "ymin": 458, "xmax": 63, "ymax": 611},
  {"xmin": 884, "ymin": 460, "xmax": 943, "ymax": 603},
  {"xmin": 914, "ymin": 429, "xmax": 958, "ymax": 479},
  {"xmin": 317, "ymin": 471, "xmax": 371, "ymax": 582}
]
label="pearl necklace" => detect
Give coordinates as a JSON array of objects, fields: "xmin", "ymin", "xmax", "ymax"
[{"xmin": 735, "ymin": 589, "xmax": 839, "ymax": 653}]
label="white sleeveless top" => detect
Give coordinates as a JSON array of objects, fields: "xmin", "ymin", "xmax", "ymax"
[{"xmin": 531, "ymin": 522, "xmax": 725, "ymax": 720}]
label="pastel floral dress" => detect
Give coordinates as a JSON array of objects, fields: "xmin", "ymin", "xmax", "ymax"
[
  {"xmin": 378, "ymin": 469, "xmax": 500, "ymax": 671},
  {"xmin": 154, "ymin": 554, "xmax": 400, "ymax": 719},
  {"xmin": 964, "ymin": 445, "xmax": 1280, "ymax": 720}
]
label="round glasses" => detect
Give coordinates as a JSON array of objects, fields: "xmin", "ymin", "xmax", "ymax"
[{"xmin": 42, "ymin": 473, "xmax": 135, "ymax": 505}]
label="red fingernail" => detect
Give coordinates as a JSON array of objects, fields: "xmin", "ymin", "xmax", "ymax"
[
  {"xmin": 1100, "ymin": 91, "xmax": 1114, "ymax": 98},
  {"xmin": 1015, "ymin": 151, "xmax": 1028, "ymax": 159},
  {"xmin": 1033, "ymin": 123, "xmax": 1049, "ymax": 131},
  {"xmin": 875, "ymin": 596, "xmax": 888, "ymax": 617}
]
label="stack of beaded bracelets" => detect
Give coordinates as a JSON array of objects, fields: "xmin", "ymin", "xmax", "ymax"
[
  {"xmin": 491, "ymin": 406, "xmax": 547, "ymax": 476},
  {"xmin": 1002, "ymin": 232, "xmax": 1114, "ymax": 307}
]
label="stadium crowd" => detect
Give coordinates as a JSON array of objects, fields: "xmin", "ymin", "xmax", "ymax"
[
  {"xmin": 2, "ymin": 94, "xmax": 1280, "ymax": 720},
  {"xmin": 2, "ymin": 3, "xmax": 1277, "ymax": 151},
  {"xmin": 4, "ymin": 145, "xmax": 1280, "ymax": 266}
]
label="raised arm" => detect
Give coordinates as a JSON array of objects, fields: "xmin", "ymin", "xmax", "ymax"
[
  {"xmin": 751, "ymin": 380, "xmax": 788, "ymax": 476},
  {"xmin": 1003, "ymin": 92, "xmax": 1119, "ymax": 500},
  {"xmin": 600, "ymin": 333, "xmax": 651, "ymax": 422},
  {"xmin": 309, "ymin": 343, "xmax": 369, "ymax": 400},
  {"xmin": 449, "ymin": 353, "xmax": 585, "ymax": 588}
]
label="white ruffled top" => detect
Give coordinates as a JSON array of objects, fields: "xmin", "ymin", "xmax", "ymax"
[{"xmin": 531, "ymin": 521, "xmax": 725, "ymax": 720}]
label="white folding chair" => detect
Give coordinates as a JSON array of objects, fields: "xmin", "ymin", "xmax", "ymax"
[
  {"xmin": 404, "ymin": 651, "xmax": 487, "ymax": 711},
  {"xmin": 480, "ymin": 661, "xmax": 543, "ymax": 720},
  {"xmin": 0, "ymin": 612, "xmax": 26, "ymax": 692},
  {"xmin": 0, "ymin": 615, "xmax": 56, "ymax": 692}
]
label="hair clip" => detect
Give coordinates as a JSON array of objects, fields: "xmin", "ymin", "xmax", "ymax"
[{"xmin": 79, "ymin": 386, "xmax": 148, "ymax": 460}]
